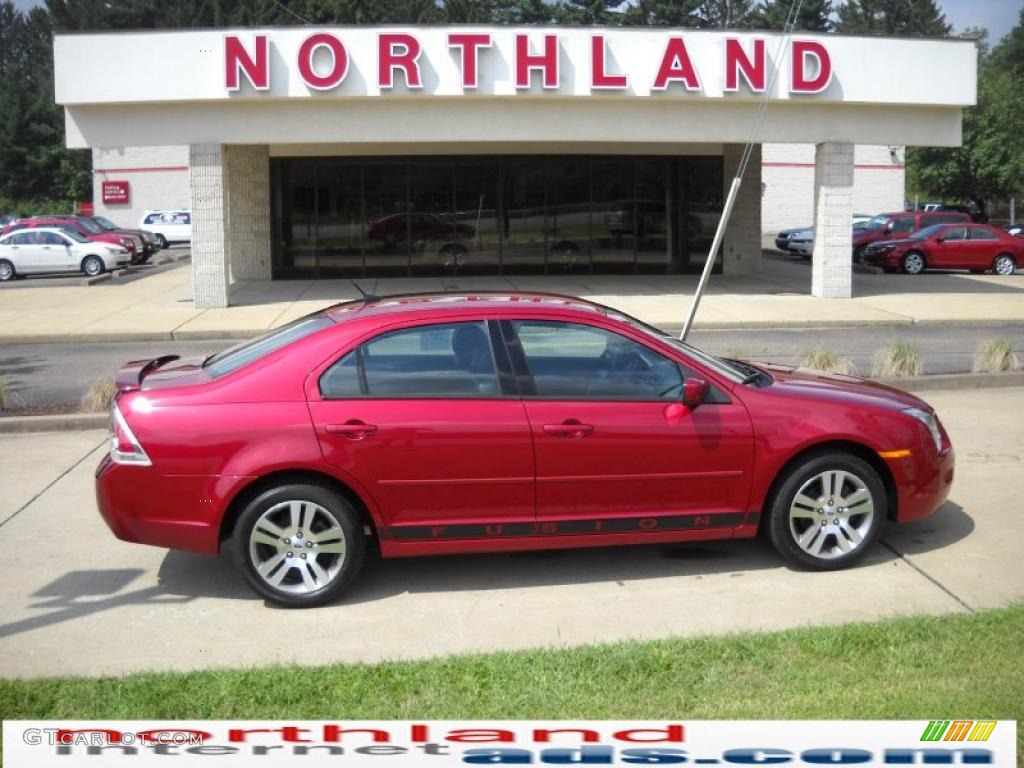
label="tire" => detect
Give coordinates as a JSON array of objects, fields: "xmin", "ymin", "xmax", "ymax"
[
  {"xmin": 767, "ymin": 451, "xmax": 886, "ymax": 571},
  {"xmin": 853, "ymin": 245, "xmax": 866, "ymax": 264},
  {"xmin": 438, "ymin": 243, "xmax": 467, "ymax": 272},
  {"xmin": 232, "ymin": 483, "xmax": 365, "ymax": 608},
  {"xmin": 551, "ymin": 241, "xmax": 580, "ymax": 270},
  {"xmin": 901, "ymin": 251, "xmax": 926, "ymax": 275},
  {"xmin": 81, "ymin": 255, "xmax": 104, "ymax": 277},
  {"xmin": 157, "ymin": 234, "xmax": 168, "ymax": 249},
  {"xmin": 800, "ymin": 252, "xmax": 811, "ymax": 261},
  {"xmin": 992, "ymin": 254, "xmax": 1016, "ymax": 276},
  {"xmin": 0, "ymin": 259, "xmax": 14, "ymax": 281}
]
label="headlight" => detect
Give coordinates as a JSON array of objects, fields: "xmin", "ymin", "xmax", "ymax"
[{"xmin": 903, "ymin": 407, "xmax": 942, "ymax": 452}]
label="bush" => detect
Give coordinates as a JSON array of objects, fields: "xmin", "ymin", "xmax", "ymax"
[
  {"xmin": 872, "ymin": 340, "xmax": 923, "ymax": 378},
  {"xmin": 801, "ymin": 348, "xmax": 857, "ymax": 376},
  {"xmin": 973, "ymin": 339, "xmax": 1021, "ymax": 373},
  {"xmin": 80, "ymin": 378, "xmax": 117, "ymax": 413},
  {"xmin": 0, "ymin": 197, "xmax": 83, "ymax": 218}
]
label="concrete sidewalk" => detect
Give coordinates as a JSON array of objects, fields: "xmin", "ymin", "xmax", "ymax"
[
  {"xmin": 1, "ymin": 253, "xmax": 1024, "ymax": 343},
  {"xmin": 0, "ymin": 387, "xmax": 1021, "ymax": 678}
]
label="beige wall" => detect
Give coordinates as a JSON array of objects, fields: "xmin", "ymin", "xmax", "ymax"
[{"xmin": 92, "ymin": 145, "xmax": 190, "ymax": 229}]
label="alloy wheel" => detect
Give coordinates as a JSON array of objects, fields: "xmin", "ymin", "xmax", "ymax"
[
  {"xmin": 993, "ymin": 255, "xmax": 1016, "ymax": 276},
  {"xmin": 248, "ymin": 500, "xmax": 347, "ymax": 595},
  {"xmin": 0, "ymin": 261, "xmax": 12, "ymax": 281},
  {"xmin": 902, "ymin": 252, "xmax": 924, "ymax": 275},
  {"xmin": 83, "ymin": 257, "xmax": 103, "ymax": 276},
  {"xmin": 788, "ymin": 469, "xmax": 875, "ymax": 560}
]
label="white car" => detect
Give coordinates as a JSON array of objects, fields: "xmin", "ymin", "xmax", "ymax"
[
  {"xmin": 0, "ymin": 227, "xmax": 130, "ymax": 281},
  {"xmin": 139, "ymin": 210, "xmax": 192, "ymax": 247}
]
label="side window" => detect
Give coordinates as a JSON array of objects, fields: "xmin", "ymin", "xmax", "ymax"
[
  {"xmin": 320, "ymin": 321, "xmax": 500, "ymax": 398},
  {"xmin": 891, "ymin": 217, "xmax": 916, "ymax": 233},
  {"xmin": 10, "ymin": 233, "xmax": 30, "ymax": 245},
  {"xmin": 969, "ymin": 227, "xmax": 997, "ymax": 241},
  {"xmin": 942, "ymin": 226, "xmax": 967, "ymax": 241},
  {"xmin": 41, "ymin": 232, "xmax": 63, "ymax": 245},
  {"xmin": 144, "ymin": 213, "xmax": 160, "ymax": 224},
  {"xmin": 511, "ymin": 320, "xmax": 683, "ymax": 400},
  {"xmin": 179, "ymin": 213, "xmax": 191, "ymax": 224}
]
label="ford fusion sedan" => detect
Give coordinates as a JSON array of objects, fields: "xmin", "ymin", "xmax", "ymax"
[
  {"xmin": 96, "ymin": 293, "xmax": 955, "ymax": 607},
  {"xmin": 863, "ymin": 223, "xmax": 1022, "ymax": 275},
  {"xmin": 0, "ymin": 227, "xmax": 130, "ymax": 280}
]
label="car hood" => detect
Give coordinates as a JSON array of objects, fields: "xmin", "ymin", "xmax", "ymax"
[
  {"xmin": 779, "ymin": 226, "xmax": 814, "ymax": 236},
  {"xmin": 866, "ymin": 236, "xmax": 917, "ymax": 250},
  {"xmin": 756, "ymin": 363, "xmax": 926, "ymax": 411}
]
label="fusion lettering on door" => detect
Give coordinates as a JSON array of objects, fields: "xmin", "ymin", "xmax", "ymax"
[{"xmin": 222, "ymin": 31, "xmax": 834, "ymax": 95}]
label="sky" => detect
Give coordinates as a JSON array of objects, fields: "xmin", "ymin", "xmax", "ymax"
[{"xmin": 9, "ymin": 0, "xmax": 1024, "ymax": 42}]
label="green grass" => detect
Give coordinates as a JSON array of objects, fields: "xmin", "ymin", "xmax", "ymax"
[{"xmin": 2, "ymin": 606, "xmax": 1021, "ymax": 732}]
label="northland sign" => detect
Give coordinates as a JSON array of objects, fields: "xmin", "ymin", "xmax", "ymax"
[{"xmin": 225, "ymin": 32, "xmax": 833, "ymax": 94}]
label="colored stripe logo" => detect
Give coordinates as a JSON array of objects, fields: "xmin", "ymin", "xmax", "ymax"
[{"xmin": 921, "ymin": 720, "xmax": 996, "ymax": 742}]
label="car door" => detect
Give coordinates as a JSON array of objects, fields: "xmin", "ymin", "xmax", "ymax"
[
  {"xmin": 307, "ymin": 319, "xmax": 536, "ymax": 542},
  {"xmin": 966, "ymin": 226, "xmax": 1000, "ymax": 270},
  {"xmin": 504, "ymin": 318, "xmax": 755, "ymax": 534},
  {"xmin": 6, "ymin": 232, "xmax": 45, "ymax": 273},
  {"xmin": 933, "ymin": 225, "xmax": 967, "ymax": 268},
  {"xmin": 38, "ymin": 231, "xmax": 74, "ymax": 270}
]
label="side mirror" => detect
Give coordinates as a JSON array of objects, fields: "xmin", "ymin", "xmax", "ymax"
[{"xmin": 682, "ymin": 377, "xmax": 709, "ymax": 408}]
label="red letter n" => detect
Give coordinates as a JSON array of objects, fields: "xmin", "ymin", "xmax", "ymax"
[
  {"xmin": 725, "ymin": 38, "xmax": 765, "ymax": 92},
  {"xmin": 225, "ymin": 34, "xmax": 269, "ymax": 91}
]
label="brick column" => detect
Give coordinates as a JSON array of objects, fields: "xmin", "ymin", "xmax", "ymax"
[
  {"xmin": 224, "ymin": 145, "xmax": 272, "ymax": 281},
  {"xmin": 189, "ymin": 144, "xmax": 229, "ymax": 309},
  {"xmin": 721, "ymin": 143, "xmax": 762, "ymax": 276},
  {"xmin": 811, "ymin": 142, "xmax": 854, "ymax": 298}
]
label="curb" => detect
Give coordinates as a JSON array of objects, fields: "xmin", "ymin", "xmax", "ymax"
[
  {"xmin": 2, "ymin": 373, "xmax": 1021, "ymax": 433},
  {"xmin": 0, "ymin": 412, "xmax": 108, "ymax": 433}
]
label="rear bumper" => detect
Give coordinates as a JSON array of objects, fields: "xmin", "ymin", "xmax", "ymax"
[{"xmin": 95, "ymin": 456, "xmax": 250, "ymax": 555}]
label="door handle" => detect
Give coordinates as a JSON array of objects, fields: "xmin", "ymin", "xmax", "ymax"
[
  {"xmin": 543, "ymin": 420, "xmax": 594, "ymax": 439},
  {"xmin": 325, "ymin": 420, "xmax": 378, "ymax": 439}
]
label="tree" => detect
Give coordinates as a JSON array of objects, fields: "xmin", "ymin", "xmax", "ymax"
[
  {"xmin": 694, "ymin": 0, "xmax": 757, "ymax": 28},
  {"xmin": 750, "ymin": 0, "xmax": 833, "ymax": 32},
  {"xmin": 835, "ymin": 0, "xmax": 950, "ymax": 37},
  {"xmin": 906, "ymin": 18, "xmax": 1024, "ymax": 212},
  {"xmin": 619, "ymin": 0, "xmax": 704, "ymax": 27}
]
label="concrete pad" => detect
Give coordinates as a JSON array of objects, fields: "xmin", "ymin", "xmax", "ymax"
[{"xmin": 0, "ymin": 390, "xmax": 1021, "ymax": 678}]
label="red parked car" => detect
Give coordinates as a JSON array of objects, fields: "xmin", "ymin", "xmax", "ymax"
[
  {"xmin": 3, "ymin": 217, "xmax": 144, "ymax": 263},
  {"xmin": 852, "ymin": 210, "xmax": 971, "ymax": 263},
  {"xmin": 97, "ymin": 293, "xmax": 955, "ymax": 607},
  {"xmin": 863, "ymin": 223, "xmax": 1022, "ymax": 275}
]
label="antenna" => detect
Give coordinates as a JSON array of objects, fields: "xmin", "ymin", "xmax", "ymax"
[{"xmin": 679, "ymin": 0, "xmax": 806, "ymax": 341}]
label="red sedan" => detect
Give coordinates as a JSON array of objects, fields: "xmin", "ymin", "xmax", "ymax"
[
  {"xmin": 863, "ymin": 223, "xmax": 1023, "ymax": 275},
  {"xmin": 97, "ymin": 293, "xmax": 955, "ymax": 607}
]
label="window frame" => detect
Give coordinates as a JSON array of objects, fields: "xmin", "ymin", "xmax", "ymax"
[
  {"xmin": 318, "ymin": 319, "xmax": 517, "ymax": 401},
  {"xmin": 500, "ymin": 318, "xmax": 698, "ymax": 403}
]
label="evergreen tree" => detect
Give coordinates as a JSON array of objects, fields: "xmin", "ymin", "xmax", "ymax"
[
  {"xmin": 619, "ymin": 0, "xmax": 703, "ymax": 27},
  {"xmin": 557, "ymin": 0, "xmax": 623, "ymax": 26},
  {"xmin": 835, "ymin": 0, "xmax": 951, "ymax": 37},
  {"xmin": 750, "ymin": 0, "xmax": 833, "ymax": 32},
  {"xmin": 695, "ymin": 0, "xmax": 757, "ymax": 28}
]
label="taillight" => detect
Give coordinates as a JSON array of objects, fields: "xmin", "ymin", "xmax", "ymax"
[{"xmin": 109, "ymin": 403, "xmax": 151, "ymax": 466}]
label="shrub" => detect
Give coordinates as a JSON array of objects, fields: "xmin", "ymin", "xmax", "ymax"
[
  {"xmin": 972, "ymin": 339, "xmax": 1021, "ymax": 373},
  {"xmin": 80, "ymin": 378, "xmax": 117, "ymax": 412},
  {"xmin": 801, "ymin": 347, "xmax": 857, "ymax": 376},
  {"xmin": 872, "ymin": 340, "xmax": 923, "ymax": 378}
]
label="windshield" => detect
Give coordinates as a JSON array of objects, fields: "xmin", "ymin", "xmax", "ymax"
[
  {"xmin": 861, "ymin": 214, "xmax": 891, "ymax": 232},
  {"xmin": 909, "ymin": 224, "xmax": 946, "ymax": 240},
  {"xmin": 204, "ymin": 313, "xmax": 334, "ymax": 378},
  {"xmin": 93, "ymin": 216, "xmax": 117, "ymax": 231},
  {"xmin": 603, "ymin": 308, "xmax": 745, "ymax": 383},
  {"xmin": 78, "ymin": 219, "xmax": 103, "ymax": 234}
]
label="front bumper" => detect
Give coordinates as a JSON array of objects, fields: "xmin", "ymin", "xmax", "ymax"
[
  {"xmin": 888, "ymin": 444, "xmax": 955, "ymax": 523},
  {"xmin": 863, "ymin": 249, "xmax": 899, "ymax": 268}
]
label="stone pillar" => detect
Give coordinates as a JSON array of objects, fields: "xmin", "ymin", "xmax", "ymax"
[
  {"xmin": 224, "ymin": 145, "xmax": 272, "ymax": 281},
  {"xmin": 721, "ymin": 143, "xmax": 762, "ymax": 276},
  {"xmin": 189, "ymin": 144, "xmax": 229, "ymax": 309},
  {"xmin": 811, "ymin": 142, "xmax": 855, "ymax": 298}
]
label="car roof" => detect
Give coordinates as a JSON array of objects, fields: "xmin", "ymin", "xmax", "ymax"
[
  {"xmin": 2, "ymin": 227, "xmax": 73, "ymax": 236},
  {"xmin": 325, "ymin": 291, "xmax": 614, "ymax": 323}
]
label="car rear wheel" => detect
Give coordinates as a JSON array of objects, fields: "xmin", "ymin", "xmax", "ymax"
[
  {"xmin": 853, "ymin": 245, "xmax": 866, "ymax": 264},
  {"xmin": 0, "ymin": 259, "xmax": 14, "ymax": 281},
  {"xmin": 767, "ymin": 452, "xmax": 885, "ymax": 570},
  {"xmin": 551, "ymin": 241, "xmax": 581, "ymax": 270},
  {"xmin": 81, "ymin": 255, "xmax": 105, "ymax": 277},
  {"xmin": 157, "ymin": 234, "xmax": 168, "ymax": 249},
  {"xmin": 901, "ymin": 251, "xmax": 926, "ymax": 275},
  {"xmin": 233, "ymin": 483, "xmax": 365, "ymax": 608},
  {"xmin": 993, "ymin": 254, "xmax": 1016, "ymax": 276}
]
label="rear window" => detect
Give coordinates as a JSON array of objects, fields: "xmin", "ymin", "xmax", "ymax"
[{"xmin": 204, "ymin": 314, "xmax": 334, "ymax": 378}]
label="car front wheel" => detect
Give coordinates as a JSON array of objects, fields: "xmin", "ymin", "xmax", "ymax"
[
  {"xmin": 233, "ymin": 483, "xmax": 365, "ymax": 608},
  {"xmin": 767, "ymin": 452, "xmax": 885, "ymax": 570},
  {"xmin": 901, "ymin": 251, "xmax": 926, "ymax": 275},
  {"xmin": 81, "ymin": 255, "xmax": 105, "ymax": 277}
]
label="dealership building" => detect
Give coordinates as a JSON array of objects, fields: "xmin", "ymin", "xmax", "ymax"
[{"xmin": 55, "ymin": 27, "xmax": 975, "ymax": 308}]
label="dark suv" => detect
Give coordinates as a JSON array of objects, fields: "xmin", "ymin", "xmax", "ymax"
[{"xmin": 852, "ymin": 210, "xmax": 972, "ymax": 263}]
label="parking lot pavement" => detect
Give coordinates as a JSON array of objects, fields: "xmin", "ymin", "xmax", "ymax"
[{"xmin": 0, "ymin": 388, "xmax": 1021, "ymax": 679}]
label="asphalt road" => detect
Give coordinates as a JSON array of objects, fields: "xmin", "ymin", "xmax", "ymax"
[
  {"xmin": 0, "ymin": 387, "xmax": 1020, "ymax": 678},
  {"xmin": 2, "ymin": 325, "xmax": 1022, "ymax": 407}
]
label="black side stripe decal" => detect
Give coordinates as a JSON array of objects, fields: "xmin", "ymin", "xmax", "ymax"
[{"xmin": 390, "ymin": 513, "xmax": 745, "ymax": 541}]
